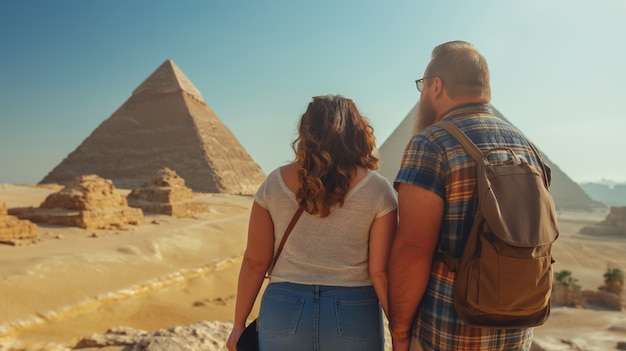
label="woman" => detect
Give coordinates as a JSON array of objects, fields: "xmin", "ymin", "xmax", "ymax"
[{"xmin": 226, "ymin": 95, "xmax": 397, "ymax": 351}]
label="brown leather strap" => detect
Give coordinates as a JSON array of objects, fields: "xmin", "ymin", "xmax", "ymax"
[
  {"xmin": 266, "ymin": 206, "xmax": 305, "ymax": 278},
  {"xmin": 437, "ymin": 120, "xmax": 484, "ymax": 162},
  {"xmin": 437, "ymin": 120, "xmax": 550, "ymax": 188}
]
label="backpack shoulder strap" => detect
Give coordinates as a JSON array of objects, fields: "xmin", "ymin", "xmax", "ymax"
[
  {"xmin": 434, "ymin": 120, "xmax": 485, "ymax": 273},
  {"xmin": 438, "ymin": 120, "xmax": 550, "ymax": 188},
  {"xmin": 436, "ymin": 120, "xmax": 483, "ymax": 162}
]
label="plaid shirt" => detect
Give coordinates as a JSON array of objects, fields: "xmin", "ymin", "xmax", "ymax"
[{"xmin": 395, "ymin": 103, "xmax": 548, "ymax": 351}]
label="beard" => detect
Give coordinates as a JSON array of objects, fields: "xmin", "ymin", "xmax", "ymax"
[{"xmin": 416, "ymin": 94, "xmax": 437, "ymax": 132}]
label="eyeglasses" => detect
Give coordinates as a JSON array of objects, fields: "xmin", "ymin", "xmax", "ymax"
[{"xmin": 415, "ymin": 76, "xmax": 437, "ymax": 92}]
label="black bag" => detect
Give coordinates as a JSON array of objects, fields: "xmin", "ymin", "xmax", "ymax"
[{"xmin": 236, "ymin": 319, "xmax": 258, "ymax": 351}]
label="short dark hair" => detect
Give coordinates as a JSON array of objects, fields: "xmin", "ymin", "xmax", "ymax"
[{"xmin": 427, "ymin": 41, "xmax": 491, "ymax": 101}]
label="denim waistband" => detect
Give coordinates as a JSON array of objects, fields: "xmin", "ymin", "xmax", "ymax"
[{"xmin": 266, "ymin": 282, "xmax": 375, "ymax": 297}]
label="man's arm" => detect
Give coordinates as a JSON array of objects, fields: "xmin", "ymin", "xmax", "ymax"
[{"xmin": 388, "ymin": 182, "xmax": 444, "ymax": 351}]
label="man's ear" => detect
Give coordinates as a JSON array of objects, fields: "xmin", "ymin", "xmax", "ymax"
[{"xmin": 431, "ymin": 76, "xmax": 445, "ymax": 99}]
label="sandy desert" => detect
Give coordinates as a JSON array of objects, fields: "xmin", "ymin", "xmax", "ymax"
[{"xmin": 1, "ymin": 183, "xmax": 626, "ymax": 351}]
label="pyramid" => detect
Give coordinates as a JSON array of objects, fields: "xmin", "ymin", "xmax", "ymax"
[
  {"xmin": 40, "ymin": 60, "xmax": 266, "ymax": 195},
  {"xmin": 377, "ymin": 102, "xmax": 600, "ymax": 210}
]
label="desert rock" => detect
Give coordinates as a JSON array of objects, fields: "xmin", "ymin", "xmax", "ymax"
[
  {"xmin": 75, "ymin": 321, "xmax": 232, "ymax": 351},
  {"xmin": 127, "ymin": 168, "xmax": 209, "ymax": 217},
  {"xmin": 9, "ymin": 175, "xmax": 143, "ymax": 230},
  {"xmin": 0, "ymin": 202, "xmax": 37, "ymax": 246},
  {"xmin": 580, "ymin": 206, "xmax": 626, "ymax": 235}
]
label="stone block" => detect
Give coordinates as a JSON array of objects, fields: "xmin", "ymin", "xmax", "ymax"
[
  {"xmin": 0, "ymin": 202, "xmax": 38, "ymax": 245},
  {"xmin": 128, "ymin": 168, "xmax": 209, "ymax": 218},
  {"xmin": 8, "ymin": 175, "xmax": 143, "ymax": 230}
]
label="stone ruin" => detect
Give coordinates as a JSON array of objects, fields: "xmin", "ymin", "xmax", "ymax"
[
  {"xmin": 0, "ymin": 202, "xmax": 37, "ymax": 245},
  {"xmin": 580, "ymin": 206, "xmax": 626, "ymax": 235},
  {"xmin": 9, "ymin": 175, "xmax": 143, "ymax": 230},
  {"xmin": 551, "ymin": 282, "xmax": 624, "ymax": 311},
  {"xmin": 127, "ymin": 168, "xmax": 209, "ymax": 217}
]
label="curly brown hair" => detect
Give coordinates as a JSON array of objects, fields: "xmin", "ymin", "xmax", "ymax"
[{"xmin": 292, "ymin": 95, "xmax": 379, "ymax": 217}]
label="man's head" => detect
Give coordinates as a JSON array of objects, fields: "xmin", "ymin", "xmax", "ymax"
[{"xmin": 416, "ymin": 41, "xmax": 491, "ymax": 130}]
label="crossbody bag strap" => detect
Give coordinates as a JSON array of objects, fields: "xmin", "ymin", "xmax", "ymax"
[{"xmin": 266, "ymin": 206, "xmax": 305, "ymax": 278}]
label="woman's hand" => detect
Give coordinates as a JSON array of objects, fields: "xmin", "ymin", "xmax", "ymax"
[
  {"xmin": 226, "ymin": 325, "xmax": 245, "ymax": 351},
  {"xmin": 228, "ymin": 201, "xmax": 274, "ymax": 350},
  {"xmin": 392, "ymin": 337, "xmax": 412, "ymax": 351}
]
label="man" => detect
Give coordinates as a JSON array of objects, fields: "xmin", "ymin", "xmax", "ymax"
[{"xmin": 388, "ymin": 41, "xmax": 549, "ymax": 350}]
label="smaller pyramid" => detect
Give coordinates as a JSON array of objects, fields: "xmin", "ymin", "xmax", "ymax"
[
  {"xmin": 40, "ymin": 60, "xmax": 266, "ymax": 195},
  {"xmin": 377, "ymin": 103, "xmax": 418, "ymax": 182},
  {"xmin": 0, "ymin": 202, "xmax": 38, "ymax": 246},
  {"xmin": 127, "ymin": 168, "xmax": 209, "ymax": 217},
  {"xmin": 10, "ymin": 175, "xmax": 143, "ymax": 230},
  {"xmin": 378, "ymin": 102, "xmax": 600, "ymax": 210}
]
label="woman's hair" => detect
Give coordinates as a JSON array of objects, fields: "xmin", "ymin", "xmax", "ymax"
[
  {"xmin": 427, "ymin": 40, "xmax": 491, "ymax": 101},
  {"xmin": 292, "ymin": 95, "xmax": 379, "ymax": 217}
]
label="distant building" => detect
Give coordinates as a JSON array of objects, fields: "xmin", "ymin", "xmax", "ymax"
[{"xmin": 580, "ymin": 182, "xmax": 626, "ymax": 207}]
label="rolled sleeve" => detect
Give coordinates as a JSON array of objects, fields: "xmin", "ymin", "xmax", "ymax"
[{"xmin": 394, "ymin": 134, "xmax": 446, "ymax": 200}]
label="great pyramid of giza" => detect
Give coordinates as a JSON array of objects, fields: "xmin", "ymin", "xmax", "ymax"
[
  {"xmin": 378, "ymin": 102, "xmax": 600, "ymax": 210},
  {"xmin": 40, "ymin": 60, "xmax": 266, "ymax": 195}
]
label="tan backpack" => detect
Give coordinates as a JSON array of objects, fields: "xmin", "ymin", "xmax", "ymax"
[{"xmin": 436, "ymin": 120, "xmax": 559, "ymax": 328}]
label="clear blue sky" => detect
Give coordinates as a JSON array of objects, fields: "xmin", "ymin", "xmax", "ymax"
[{"xmin": 1, "ymin": 0, "xmax": 625, "ymax": 185}]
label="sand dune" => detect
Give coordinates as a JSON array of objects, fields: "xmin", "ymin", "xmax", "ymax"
[{"xmin": 1, "ymin": 184, "xmax": 625, "ymax": 351}]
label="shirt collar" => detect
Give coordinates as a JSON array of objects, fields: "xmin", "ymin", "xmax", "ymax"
[{"xmin": 440, "ymin": 103, "xmax": 492, "ymax": 121}]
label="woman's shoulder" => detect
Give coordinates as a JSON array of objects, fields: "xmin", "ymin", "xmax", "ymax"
[
  {"xmin": 261, "ymin": 167, "xmax": 281, "ymax": 184},
  {"xmin": 365, "ymin": 172, "xmax": 397, "ymax": 200},
  {"xmin": 348, "ymin": 171, "xmax": 395, "ymax": 200},
  {"xmin": 255, "ymin": 165, "xmax": 297, "ymax": 205},
  {"xmin": 365, "ymin": 171, "xmax": 395, "ymax": 189},
  {"xmin": 277, "ymin": 163, "xmax": 301, "ymax": 194}
]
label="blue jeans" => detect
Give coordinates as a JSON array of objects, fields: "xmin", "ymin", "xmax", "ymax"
[{"xmin": 258, "ymin": 282, "xmax": 384, "ymax": 351}]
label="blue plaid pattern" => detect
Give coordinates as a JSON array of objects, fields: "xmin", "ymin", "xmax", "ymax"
[{"xmin": 395, "ymin": 103, "xmax": 548, "ymax": 351}]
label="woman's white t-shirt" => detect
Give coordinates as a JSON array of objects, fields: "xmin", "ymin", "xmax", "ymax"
[{"xmin": 255, "ymin": 169, "xmax": 397, "ymax": 287}]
